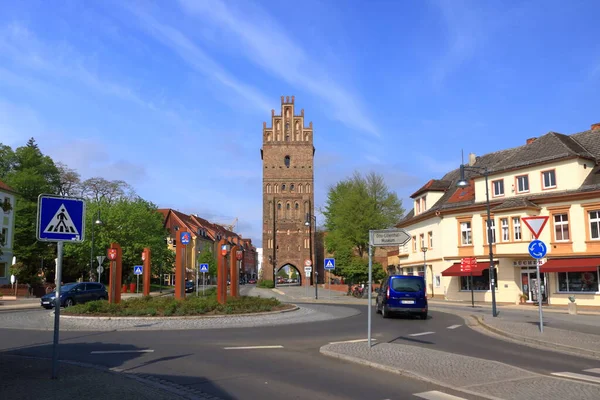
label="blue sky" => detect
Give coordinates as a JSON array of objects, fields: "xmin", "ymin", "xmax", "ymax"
[{"xmin": 1, "ymin": 0, "xmax": 599, "ymax": 247}]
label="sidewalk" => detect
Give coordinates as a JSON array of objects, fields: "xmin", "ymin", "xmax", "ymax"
[{"xmin": 0, "ymin": 355, "xmax": 220, "ymax": 400}]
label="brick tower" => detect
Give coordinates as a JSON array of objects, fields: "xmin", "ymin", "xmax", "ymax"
[{"xmin": 261, "ymin": 96, "xmax": 315, "ymax": 285}]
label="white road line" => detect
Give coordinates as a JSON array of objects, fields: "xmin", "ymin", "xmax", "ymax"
[
  {"xmin": 414, "ymin": 390, "xmax": 468, "ymax": 399},
  {"xmin": 272, "ymin": 289, "xmax": 285, "ymax": 295},
  {"xmin": 408, "ymin": 331, "xmax": 435, "ymax": 337},
  {"xmin": 328, "ymin": 339, "xmax": 377, "ymax": 344},
  {"xmin": 551, "ymin": 372, "xmax": 600, "ymax": 384},
  {"xmin": 446, "ymin": 324, "xmax": 462, "ymax": 329},
  {"xmin": 584, "ymin": 368, "xmax": 600, "ymax": 375},
  {"xmin": 223, "ymin": 345, "xmax": 284, "ymax": 350},
  {"xmin": 90, "ymin": 350, "xmax": 154, "ymax": 354}
]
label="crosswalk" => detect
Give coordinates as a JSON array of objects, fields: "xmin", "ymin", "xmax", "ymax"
[{"xmin": 551, "ymin": 368, "xmax": 600, "ymax": 384}]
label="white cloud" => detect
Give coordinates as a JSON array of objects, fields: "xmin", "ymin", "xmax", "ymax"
[{"xmin": 176, "ymin": 0, "xmax": 379, "ymax": 137}]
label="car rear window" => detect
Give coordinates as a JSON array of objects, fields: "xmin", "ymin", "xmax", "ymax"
[{"xmin": 391, "ymin": 278, "xmax": 423, "ymax": 292}]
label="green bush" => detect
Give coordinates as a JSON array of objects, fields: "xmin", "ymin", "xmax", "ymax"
[
  {"xmin": 63, "ymin": 292, "xmax": 282, "ymax": 317},
  {"xmin": 258, "ymin": 279, "xmax": 274, "ymax": 288}
]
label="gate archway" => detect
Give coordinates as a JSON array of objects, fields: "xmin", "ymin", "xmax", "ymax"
[{"xmin": 275, "ymin": 263, "xmax": 302, "ymax": 286}]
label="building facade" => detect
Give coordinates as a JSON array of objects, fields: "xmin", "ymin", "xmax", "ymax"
[
  {"xmin": 261, "ymin": 96, "xmax": 318, "ymax": 284},
  {"xmin": 0, "ymin": 180, "xmax": 16, "ymax": 285},
  {"xmin": 389, "ymin": 122, "xmax": 600, "ymax": 306}
]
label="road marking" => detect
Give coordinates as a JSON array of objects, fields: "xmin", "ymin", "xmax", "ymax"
[
  {"xmin": 551, "ymin": 372, "xmax": 600, "ymax": 384},
  {"xmin": 90, "ymin": 350, "xmax": 154, "ymax": 354},
  {"xmin": 408, "ymin": 331, "xmax": 435, "ymax": 337},
  {"xmin": 584, "ymin": 368, "xmax": 600, "ymax": 375},
  {"xmin": 447, "ymin": 324, "xmax": 462, "ymax": 329},
  {"xmin": 272, "ymin": 289, "xmax": 285, "ymax": 295},
  {"xmin": 223, "ymin": 345, "xmax": 284, "ymax": 350},
  {"xmin": 328, "ymin": 339, "xmax": 377, "ymax": 344},
  {"xmin": 414, "ymin": 390, "xmax": 468, "ymax": 399}
]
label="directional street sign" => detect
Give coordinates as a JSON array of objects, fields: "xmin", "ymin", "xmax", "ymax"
[
  {"xmin": 133, "ymin": 265, "xmax": 143, "ymax": 275},
  {"xmin": 528, "ymin": 240, "xmax": 547, "ymax": 259},
  {"xmin": 37, "ymin": 195, "xmax": 86, "ymax": 242},
  {"xmin": 199, "ymin": 263, "xmax": 209, "ymax": 273},
  {"xmin": 370, "ymin": 229, "xmax": 411, "ymax": 246},
  {"xmin": 324, "ymin": 258, "xmax": 335, "ymax": 270},
  {"xmin": 522, "ymin": 216, "xmax": 549, "ymax": 239},
  {"xmin": 96, "ymin": 256, "xmax": 106, "ymax": 265},
  {"xmin": 180, "ymin": 232, "xmax": 191, "ymax": 245}
]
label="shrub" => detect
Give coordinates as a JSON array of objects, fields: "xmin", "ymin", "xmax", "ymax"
[{"xmin": 258, "ymin": 280, "xmax": 274, "ymax": 289}]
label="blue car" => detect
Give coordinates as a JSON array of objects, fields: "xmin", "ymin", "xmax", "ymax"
[
  {"xmin": 375, "ymin": 275, "xmax": 428, "ymax": 319},
  {"xmin": 40, "ymin": 282, "xmax": 108, "ymax": 309}
]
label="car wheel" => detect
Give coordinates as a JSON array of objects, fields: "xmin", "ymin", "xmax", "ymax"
[
  {"xmin": 65, "ymin": 298, "xmax": 74, "ymax": 307},
  {"xmin": 382, "ymin": 304, "xmax": 389, "ymax": 318}
]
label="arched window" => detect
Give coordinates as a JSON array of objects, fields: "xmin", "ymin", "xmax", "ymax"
[
  {"xmin": 277, "ymin": 203, "xmax": 282, "ymax": 210},
  {"xmin": 295, "ymin": 202, "xmax": 299, "ymax": 210},
  {"xmin": 298, "ymin": 184, "xmax": 303, "ymax": 193},
  {"xmin": 284, "ymin": 155, "xmax": 290, "ymax": 168},
  {"xmin": 277, "ymin": 202, "xmax": 282, "ymax": 219},
  {"xmin": 285, "ymin": 122, "xmax": 290, "ymax": 131},
  {"xmin": 282, "ymin": 184, "xmax": 286, "ymax": 191},
  {"xmin": 286, "ymin": 203, "xmax": 290, "ymax": 210},
  {"xmin": 307, "ymin": 184, "xmax": 311, "ymax": 193},
  {"xmin": 290, "ymin": 184, "xmax": 295, "ymax": 191},
  {"xmin": 274, "ymin": 184, "xmax": 279, "ymax": 193},
  {"xmin": 267, "ymin": 133, "xmax": 272, "ymax": 141},
  {"xmin": 285, "ymin": 135, "xmax": 289, "ymax": 142},
  {"xmin": 266, "ymin": 184, "xmax": 271, "ymax": 193}
]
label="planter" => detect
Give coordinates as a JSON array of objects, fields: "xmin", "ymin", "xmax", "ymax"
[
  {"xmin": 129, "ymin": 283, "xmax": 136, "ymax": 293},
  {"xmin": 122, "ymin": 284, "xmax": 128, "ymax": 293}
]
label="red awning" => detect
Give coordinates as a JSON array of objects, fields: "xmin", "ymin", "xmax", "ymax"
[
  {"xmin": 442, "ymin": 262, "xmax": 490, "ymax": 277},
  {"xmin": 540, "ymin": 258, "xmax": 600, "ymax": 273}
]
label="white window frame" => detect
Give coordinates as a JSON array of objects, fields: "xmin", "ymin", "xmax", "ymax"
[
  {"xmin": 501, "ymin": 218, "xmax": 509, "ymax": 242},
  {"xmin": 590, "ymin": 210, "xmax": 600, "ymax": 240},
  {"xmin": 461, "ymin": 222, "xmax": 472, "ymax": 245},
  {"xmin": 516, "ymin": 175, "xmax": 529, "ymax": 193},
  {"xmin": 428, "ymin": 231, "xmax": 433, "ymax": 248},
  {"xmin": 542, "ymin": 170, "xmax": 557, "ymax": 189},
  {"xmin": 554, "ymin": 213, "xmax": 570, "ymax": 242},
  {"xmin": 492, "ymin": 180, "xmax": 504, "ymax": 197},
  {"xmin": 513, "ymin": 217, "xmax": 522, "ymax": 241}
]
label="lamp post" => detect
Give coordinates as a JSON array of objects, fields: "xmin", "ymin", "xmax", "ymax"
[
  {"xmin": 421, "ymin": 246, "xmax": 428, "ymax": 296},
  {"xmin": 457, "ymin": 164, "xmax": 497, "ymax": 317},
  {"xmin": 305, "ymin": 212, "xmax": 317, "ymax": 299},
  {"xmin": 89, "ymin": 210, "xmax": 103, "ymax": 282}
]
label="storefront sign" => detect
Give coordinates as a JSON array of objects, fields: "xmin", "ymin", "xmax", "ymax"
[{"xmin": 513, "ymin": 259, "xmax": 546, "ymax": 267}]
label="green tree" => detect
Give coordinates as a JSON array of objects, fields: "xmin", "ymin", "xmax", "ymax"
[
  {"xmin": 198, "ymin": 245, "xmax": 217, "ymax": 281},
  {"xmin": 2, "ymin": 139, "xmax": 61, "ymax": 283},
  {"xmin": 323, "ymin": 171, "xmax": 404, "ymax": 285}
]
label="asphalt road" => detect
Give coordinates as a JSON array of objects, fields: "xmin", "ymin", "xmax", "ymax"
[{"xmin": 1, "ymin": 295, "xmax": 599, "ymax": 399}]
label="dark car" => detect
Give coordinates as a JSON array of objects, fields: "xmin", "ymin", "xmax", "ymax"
[
  {"xmin": 40, "ymin": 282, "xmax": 108, "ymax": 309},
  {"xmin": 375, "ymin": 275, "xmax": 428, "ymax": 319},
  {"xmin": 185, "ymin": 281, "xmax": 195, "ymax": 293},
  {"xmin": 248, "ymin": 279, "xmax": 257, "ymax": 284}
]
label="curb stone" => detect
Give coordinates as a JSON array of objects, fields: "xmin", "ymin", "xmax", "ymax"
[
  {"xmin": 61, "ymin": 305, "xmax": 299, "ymax": 320},
  {"xmin": 473, "ymin": 316, "xmax": 600, "ymax": 361},
  {"xmin": 319, "ymin": 347, "xmax": 504, "ymax": 400}
]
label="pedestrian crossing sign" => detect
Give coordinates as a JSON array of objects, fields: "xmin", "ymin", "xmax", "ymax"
[
  {"xmin": 134, "ymin": 265, "xmax": 143, "ymax": 275},
  {"xmin": 324, "ymin": 258, "xmax": 335, "ymax": 270},
  {"xmin": 199, "ymin": 263, "xmax": 209, "ymax": 273},
  {"xmin": 37, "ymin": 195, "xmax": 85, "ymax": 242}
]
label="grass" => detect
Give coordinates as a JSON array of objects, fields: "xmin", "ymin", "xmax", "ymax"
[{"xmin": 62, "ymin": 289, "xmax": 291, "ymax": 317}]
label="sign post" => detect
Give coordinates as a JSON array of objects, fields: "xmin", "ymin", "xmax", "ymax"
[
  {"xmin": 461, "ymin": 257, "xmax": 477, "ymax": 307},
  {"xmin": 96, "ymin": 256, "xmax": 106, "ymax": 283},
  {"xmin": 36, "ymin": 194, "xmax": 85, "ymax": 379},
  {"xmin": 304, "ymin": 266, "xmax": 312, "ymax": 298},
  {"xmin": 133, "ymin": 265, "xmax": 143, "ymax": 294},
  {"xmin": 200, "ymin": 263, "xmax": 209, "ymax": 296},
  {"xmin": 324, "ymin": 258, "xmax": 335, "ymax": 301},
  {"xmin": 522, "ymin": 216, "xmax": 549, "ymax": 333},
  {"xmin": 368, "ymin": 229, "xmax": 411, "ymax": 348}
]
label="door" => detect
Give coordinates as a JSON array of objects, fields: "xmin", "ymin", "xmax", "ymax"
[{"xmin": 521, "ymin": 271, "xmax": 547, "ymax": 303}]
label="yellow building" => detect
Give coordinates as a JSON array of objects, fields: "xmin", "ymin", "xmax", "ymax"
[{"xmin": 390, "ymin": 122, "xmax": 600, "ymax": 306}]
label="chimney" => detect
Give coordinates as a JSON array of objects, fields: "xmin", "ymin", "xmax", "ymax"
[
  {"xmin": 526, "ymin": 137, "xmax": 537, "ymax": 145},
  {"xmin": 468, "ymin": 153, "xmax": 476, "ymax": 166},
  {"xmin": 591, "ymin": 122, "xmax": 600, "ymax": 132}
]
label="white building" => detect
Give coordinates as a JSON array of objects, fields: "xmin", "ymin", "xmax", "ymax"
[{"xmin": 0, "ymin": 180, "xmax": 16, "ymax": 285}]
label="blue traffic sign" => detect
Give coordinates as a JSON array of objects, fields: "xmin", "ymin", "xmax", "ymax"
[
  {"xmin": 528, "ymin": 240, "xmax": 547, "ymax": 259},
  {"xmin": 37, "ymin": 195, "xmax": 86, "ymax": 242},
  {"xmin": 180, "ymin": 232, "xmax": 191, "ymax": 245},
  {"xmin": 324, "ymin": 258, "xmax": 335, "ymax": 270},
  {"xmin": 133, "ymin": 265, "xmax": 143, "ymax": 275},
  {"xmin": 199, "ymin": 263, "xmax": 209, "ymax": 273}
]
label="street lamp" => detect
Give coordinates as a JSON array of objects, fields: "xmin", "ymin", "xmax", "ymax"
[
  {"xmin": 89, "ymin": 210, "xmax": 103, "ymax": 282},
  {"xmin": 305, "ymin": 213, "xmax": 317, "ymax": 299},
  {"xmin": 421, "ymin": 246, "xmax": 429, "ymax": 296},
  {"xmin": 457, "ymin": 164, "xmax": 497, "ymax": 317}
]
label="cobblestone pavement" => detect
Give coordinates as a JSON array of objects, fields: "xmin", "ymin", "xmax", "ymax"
[
  {"xmin": 321, "ymin": 342, "xmax": 600, "ymax": 400},
  {"xmin": 0, "ymin": 355, "xmax": 223, "ymax": 400}
]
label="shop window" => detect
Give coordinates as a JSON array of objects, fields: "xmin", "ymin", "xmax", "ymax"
[
  {"xmin": 492, "ymin": 180, "xmax": 504, "ymax": 197},
  {"xmin": 553, "ymin": 214, "xmax": 570, "ymax": 241},
  {"xmin": 557, "ymin": 270, "xmax": 599, "ymax": 292},
  {"xmin": 512, "ymin": 217, "xmax": 522, "ymax": 240},
  {"xmin": 461, "ymin": 222, "xmax": 472, "ymax": 245},
  {"xmin": 590, "ymin": 210, "xmax": 600, "ymax": 240},
  {"xmin": 460, "ymin": 269, "xmax": 490, "ymax": 291}
]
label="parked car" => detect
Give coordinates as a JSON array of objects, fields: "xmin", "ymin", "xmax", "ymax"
[
  {"xmin": 185, "ymin": 281, "xmax": 195, "ymax": 293},
  {"xmin": 40, "ymin": 282, "xmax": 108, "ymax": 309},
  {"xmin": 375, "ymin": 275, "xmax": 428, "ymax": 319},
  {"xmin": 248, "ymin": 279, "xmax": 257, "ymax": 284}
]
